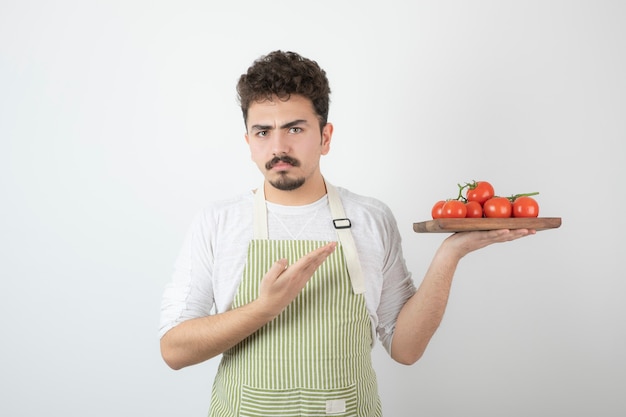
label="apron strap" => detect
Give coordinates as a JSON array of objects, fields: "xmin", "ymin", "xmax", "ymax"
[
  {"xmin": 325, "ymin": 181, "xmax": 366, "ymax": 294},
  {"xmin": 252, "ymin": 180, "xmax": 365, "ymax": 294},
  {"xmin": 253, "ymin": 185, "xmax": 269, "ymax": 240}
]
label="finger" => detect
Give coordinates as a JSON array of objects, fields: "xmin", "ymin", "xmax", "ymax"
[
  {"xmin": 314, "ymin": 241, "xmax": 337, "ymax": 257},
  {"xmin": 268, "ymin": 258, "xmax": 289, "ymax": 280},
  {"xmin": 446, "ymin": 228, "xmax": 537, "ymax": 256},
  {"xmin": 491, "ymin": 228, "xmax": 535, "ymax": 242},
  {"xmin": 301, "ymin": 242, "xmax": 337, "ymax": 267},
  {"xmin": 281, "ymin": 243, "xmax": 336, "ymax": 283}
]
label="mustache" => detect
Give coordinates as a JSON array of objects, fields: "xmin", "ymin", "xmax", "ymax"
[{"xmin": 265, "ymin": 155, "xmax": 301, "ymax": 170}]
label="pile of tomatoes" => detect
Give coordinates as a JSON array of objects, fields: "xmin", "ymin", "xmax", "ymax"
[{"xmin": 431, "ymin": 180, "xmax": 540, "ymax": 219}]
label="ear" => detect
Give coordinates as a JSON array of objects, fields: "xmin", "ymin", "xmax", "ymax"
[
  {"xmin": 244, "ymin": 132, "xmax": 250, "ymax": 145},
  {"xmin": 321, "ymin": 123, "xmax": 333, "ymax": 155}
]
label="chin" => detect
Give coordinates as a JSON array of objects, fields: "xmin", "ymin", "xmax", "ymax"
[{"xmin": 269, "ymin": 176, "xmax": 305, "ymax": 191}]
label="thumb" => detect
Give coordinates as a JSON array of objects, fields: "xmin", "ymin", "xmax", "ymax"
[{"xmin": 272, "ymin": 258, "xmax": 289, "ymax": 276}]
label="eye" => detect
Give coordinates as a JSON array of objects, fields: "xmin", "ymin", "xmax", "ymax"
[
  {"xmin": 289, "ymin": 127, "xmax": 302, "ymax": 134},
  {"xmin": 256, "ymin": 130, "xmax": 268, "ymax": 137}
]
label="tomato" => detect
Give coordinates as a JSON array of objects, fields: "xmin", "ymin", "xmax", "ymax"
[
  {"xmin": 431, "ymin": 200, "xmax": 445, "ymax": 219},
  {"xmin": 440, "ymin": 200, "xmax": 467, "ymax": 218},
  {"xmin": 466, "ymin": 181, "xmax": 495, "ymax": 205},
  {"xmin": 465, "ymin": 201, "xmax": 483, "ymax": 218},
  {"xmin": 513, "ymin": 196, "xmax": 539, "ymax": 218},
  {"xmin": 483, "ymin": 197, "xmax": 512, "ymax": 218}
]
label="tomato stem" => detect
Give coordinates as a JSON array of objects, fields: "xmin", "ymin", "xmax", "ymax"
[
  {"xmin": 507, "ymin": 192, "xmax": 540, "ymax": 202},
  {"xmin": 456, "ymin": 183, "xmax": 468, "ymax": 202}
]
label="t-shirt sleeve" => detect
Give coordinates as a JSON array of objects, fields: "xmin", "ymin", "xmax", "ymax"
[
  {"xmin": 159, "ymin": 209, "xmax": 215, "ymax": 338},
  {"xmin": 375, "ymin": 205, "xmax": 417, "ymax": 354}
]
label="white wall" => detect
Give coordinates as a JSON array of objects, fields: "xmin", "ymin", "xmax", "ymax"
[{"xmin": 1, "ymin": 1, "xmax": 624, "ymax": 416}]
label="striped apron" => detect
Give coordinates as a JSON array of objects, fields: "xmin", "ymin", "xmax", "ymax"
[{"xmin": 208, "ymin": 182, "xmax": 382, "ymax": 417}]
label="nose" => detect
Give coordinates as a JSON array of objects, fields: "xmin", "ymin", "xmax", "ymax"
[{"xmin": 271, "ymin": 130, "xmax": 290, "ymax": 155}]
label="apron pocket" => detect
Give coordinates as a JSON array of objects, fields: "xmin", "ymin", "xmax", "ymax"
[{"xmin": 240, "ymin": 383, "xmax": 357, "ymax": 417}]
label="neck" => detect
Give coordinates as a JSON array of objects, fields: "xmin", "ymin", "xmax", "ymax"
[{"xmin": 263, "ymin": 175, "xmax": 327, "ymax": 206}]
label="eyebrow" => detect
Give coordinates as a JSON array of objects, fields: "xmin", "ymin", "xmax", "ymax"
[{"xmin": 250, "ymin": 119, "xmax": 309, "ymax": 132}]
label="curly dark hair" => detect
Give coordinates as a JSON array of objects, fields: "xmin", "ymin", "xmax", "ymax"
[{"xmin": 236, "ymin": 50, "xmax": 331, "ymax": 130}]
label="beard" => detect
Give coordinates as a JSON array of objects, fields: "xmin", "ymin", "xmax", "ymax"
[
  {"xmin": 266, "ymin": 155, "xmax": 305, "ymax": 191},
  {"xmin": 269, "ymin": 174, "xmax": 306, "ymax": 191}
]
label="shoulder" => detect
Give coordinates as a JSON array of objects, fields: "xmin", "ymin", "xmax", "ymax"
[
  {"xmin": 335, "ymin": 185, "xmax": 399, "ymax": 236},
  {"xmin": 191, "ymin": 190, "xmax": 254, "ymax": 230},
  {"xmin": 200, "ymin": 190, "xmax": 253, "ymax": 214},
  {"xmin": 336, "ymin": 186, "xmax": 394, "ymax": 218}
]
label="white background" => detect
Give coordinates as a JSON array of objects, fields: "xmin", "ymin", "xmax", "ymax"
[{"xmin": 1, "ymin": 1, "xmax": 625, "ymax": 416}]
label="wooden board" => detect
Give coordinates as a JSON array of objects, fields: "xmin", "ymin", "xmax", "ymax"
[{"xmin": 413, "ymin": 217, "xmax": 562, "ymax": 233}]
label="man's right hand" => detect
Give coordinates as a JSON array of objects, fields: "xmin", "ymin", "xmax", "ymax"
[
  {"xmin": 161, "ymin": 241, "xmax": 337, "ymax": 370},
  {"xmin": 254, "ymin": 241, "xmax": 337, "ymax": 319}
]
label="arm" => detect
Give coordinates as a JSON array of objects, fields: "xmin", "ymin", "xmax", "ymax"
[
  {"xmin": 160, "ymin": 242, "xmax": 337, "ymax": 370},
  {"xmin": 160, "ymin": 285, "xmax": 277, "ymax": 370},
  {"xmin": 390, "ymin": 228, "xmax": 535, "ymax": 365}
]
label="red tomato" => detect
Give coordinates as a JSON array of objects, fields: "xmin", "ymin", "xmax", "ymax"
[
  {"xmin": 483, "ymin": 197, "xmax": 512, "ymax": 218},
  {"xmin": 431, "ymin": 200, "xmax": 445, "ymax": 219},
  {"xmin": 466, "ymin": 181, "xmax": 495, "ymax": 205},
  {"xmin": 513, "ymin": 196, "xmax": 539, "ymax": 218},
  {"xmin": 465, "ymin": 201, "xmax": 483, "ymax": 218},
  {"xmin": 440, "ymin": 200, "xmax": 467, "ymax": 218}
]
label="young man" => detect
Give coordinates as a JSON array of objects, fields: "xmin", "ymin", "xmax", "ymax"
[{"xmin": 159, "ymin": 50, "xmax": 534, "ymax": 416}]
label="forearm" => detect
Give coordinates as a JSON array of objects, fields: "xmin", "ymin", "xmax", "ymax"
[
  {"xmin": 161, "ymin": 244, "xmax": 337, "ymax": 370},
  {"xmin": 160, "ymin": 299, "xmax": 275, "ymax": 370},
  {"xmin": 390, "ymin": 242, "xmax": 461, "ymax": 365},
  {"xmin": 390, "ymin": 228, "xmax": 534, "ymax": 365}
]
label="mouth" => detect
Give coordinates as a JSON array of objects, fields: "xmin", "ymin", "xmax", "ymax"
[
  {"xmin": 266, "ymin": 155, "xmax": 300, "ymax": 171},
  {"xmin": 271, "ymin": 162, "xmax": 293, "ymax": 171}
]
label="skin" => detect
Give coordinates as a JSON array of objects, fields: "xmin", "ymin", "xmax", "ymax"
[
  {"xmin": 160, "ymin": 94, "xmax": 535, "ymax": 370},
  {"xmin": 245, "ymin": 94, "xmax": 332, "ymax": 206},
  {"xmin": 391, "ymin": 228, "xmax": 533, "ymax": 365}
]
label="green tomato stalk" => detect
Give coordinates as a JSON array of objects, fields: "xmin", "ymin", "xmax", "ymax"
[
  {"xmin": 505, "ymin": 192, "xmax": 540, "ymax": 202},
  {"xmin": 455, "ymin": 182, "xmax": 470, "ymax": 202},
  {"xmin": 455, "ymin": 180, "xmax": 539, "ymax": 203}
]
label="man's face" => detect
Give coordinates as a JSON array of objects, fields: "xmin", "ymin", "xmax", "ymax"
[{"xmin": 245, "ymin": 94, "xmax": 332, "ymax": 192}]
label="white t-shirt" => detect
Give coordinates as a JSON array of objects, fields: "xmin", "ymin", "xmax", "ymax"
[{"xmin": 159, "ymin": 186, "xmax": 416, "ymax": 354}]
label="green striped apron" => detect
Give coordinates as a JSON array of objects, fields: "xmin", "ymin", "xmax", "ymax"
[{"xmin": 208, "ymin": 182, "xmax": 382, "ymax": 417}]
